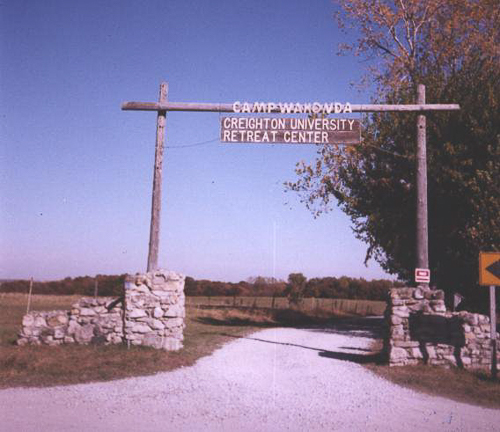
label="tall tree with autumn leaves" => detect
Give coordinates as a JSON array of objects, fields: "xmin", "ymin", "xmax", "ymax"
[{"xmin": 287, "ymin": 0, "xmax": 499, "ymax": 307}]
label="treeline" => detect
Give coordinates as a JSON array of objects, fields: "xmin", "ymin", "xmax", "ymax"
[
  {"xmin": 185, "ymin": 275, "xmax": 401, "ymax": 301},
  {"xmin": 0, "ymin": 274, "xmax": 402, "ymax": 302}
]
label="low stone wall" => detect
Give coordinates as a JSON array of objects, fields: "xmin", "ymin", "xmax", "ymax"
[
  {"xmin": 17, "ymin": 270, "xmax": 185, "ymax": 351},
  {"xmin": 385, "ymin": 287, "xmax": 499, "ymax": 369},
  {"xmin": 18, "ymin": 297, "xmax": 123, "ymax": 346}
]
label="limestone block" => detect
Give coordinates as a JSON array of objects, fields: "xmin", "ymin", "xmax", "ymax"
[
  {"xmin": 47, "ymin": 314, "xmax": 68, "ymax": 327},
  {"xmin": 34, "ymin": 316, "xmax": 47, "ymax": 327},
  {"xmin": 164, "ymin": 304, "xmax": 184, "ymax": 318},
  {"xmin": 425, "ymin": 345, "xmax": 437, "ymax": 358},
  {"xmin": 153, "ymin": 307, "xmax": 163, "ymax": 318},
  {"xmin": 413, "ymin": 288, "xmax": 424, "ymax": 299},
  {"xmin": 22, "ymin": 315, "xmax": 35, "ymax": 326},
  {"xmin": 131, "ymin": 324, "xmax": 151, "ymax": 333},
  {"xmin": 75, "ymin": 324, "xmax": 94, "ymax": 344},
  {"xmin": 142, "ymin": 333, "xmax": 164, "ymax": 349},
  {"xmin": 390, "ymin": 347, "xmax": 408, "ymax": 361},
  {"xmin": 53, "ymin": 327, "xmax": 66, "ymax": 339},
  {"xmin": 432, "ymin": 290, "xmax": 445, "ymax": 300},
  {"xmin": 411, "ymin": 348, "xmax": 424, "ymax": 359},
  {"xmin": 393, "ymin": 307, "xmax": 410, "ymax": 318},
  {"xmin": 64, "ymin": 336, "xmax": 75, "ymax": 343},
  {"xmin": 396, "ymin": 341, "xmax": 420, "ymax": 348},
  {"xmin": 151, "ymin": 319, "xmax": 165, "ymax": 330},
  {"xmin": 390, "ymin": 299, "xmax": 405, "ymax": 306},
  {"xmin": 129, "ymin": 309, "xmax": 148, "ymax": 319},
  {"xmin": 79, "ymin": 308, "xmax": 96, "ymax": 317},
  {"xmin": 165, "ymin": 318, "xmax": 183, "ymax": 329}
]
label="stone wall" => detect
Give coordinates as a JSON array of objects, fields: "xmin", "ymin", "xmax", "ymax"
[
  {"xmin": 385, "ymin": 287, "xmax": 499, "ymax": 369},
  {"xmin": 124, "ymin": 270, "xmax": 185, "ymax": 350},
  {"xmin": 17, "ymin": 270, "xmax": 185, "ymax": 351},
  {"xmin": 18, "ymin": 297, "xmax": 123, "ymax": 346}
]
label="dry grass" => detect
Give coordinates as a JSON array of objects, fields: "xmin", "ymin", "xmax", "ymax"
[
  {"xmin": 187, "ymin": 296, "xmax": 386, "ymax": 316},
  {"xmin": 365, "ymin": 363, "xmax": 500, "ymax": 409},
  {"xmin": 363, "ymin": 340, "xmax": 500, "ymax": 409}
]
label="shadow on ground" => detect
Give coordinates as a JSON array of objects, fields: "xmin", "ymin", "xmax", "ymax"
[{"xmin": 217, "ymin": 316, "xmax": 385, "ymax": 366}]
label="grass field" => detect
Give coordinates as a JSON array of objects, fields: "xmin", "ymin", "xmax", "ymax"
[
  {"xmin": 186, "ymin": 296, "xmax": 387, "ymax": 316},
  {"xmin": 0, "ymin": 294, "xmax": 262, "ymax": 388}
]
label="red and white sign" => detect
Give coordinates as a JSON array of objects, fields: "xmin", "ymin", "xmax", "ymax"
[{"xmin": 415, "ymin": 268, "xmax": 431, "ymax": 284}]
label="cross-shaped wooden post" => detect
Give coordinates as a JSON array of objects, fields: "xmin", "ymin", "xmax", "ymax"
[{"xmin": 123, "ymin": 84, "xmax": 459, "ymax": 284}]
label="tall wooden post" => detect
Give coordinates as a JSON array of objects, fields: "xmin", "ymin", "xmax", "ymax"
[
  {"xmin": 491, "ymin": 285, "xmax": 498, "ymax": 379},
  {"xmin": 147, "ymin": 82, "xmax": 168, "ymax": 272},
  {"xmin": 416, "ymin": 84, "xmax": 429, "ymax": 280}
]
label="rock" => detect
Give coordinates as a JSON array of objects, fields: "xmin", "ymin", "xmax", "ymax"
[
  {"xmin": 47, "ymin": 314, "xmax": 68, "ymax": 327},
  {"xmin": 165, "ymin": 318, "xmax": 184, "ymax": 329},
  {"xmin": 164, "ymin": 304, "xmax": 184, "ymax": 318},
  {"xmin": 393, "ymin": 307, "xmax": 410, "ymax": 318},
  {"xmin": 390, "ymin": 347, "xmax": 408, "ymax": 361},
  {"xmin": 143, "ymin": 333, "xmax": 164, "ymax": 349},
  {"xmin": 411, "ymin": 348, "xmax": 424, "ymax": 359},
  {"xmin": 53, "ymin": 328, "xmax": 66, "ymax": 339},
  {"xmin": 153, "ymin": 307, "xmax": 163, "ymax": 318},
  {"xmin": 67, "ymin": 320, "xmax": 81, "ymax": 335},
  {"xmin": 413, "ymin": 288, "xmax": 424, "ymax": 299},
  {"xmin": 151, "ymin": 319, "xmax": 165, "ymax": 330},
  {"xmin": 17, "ymin": 338, "xmax": 28, "ymax": 346},
  {"xmin": 432, "ymin": 304, "xmax": 446, "ymax": 313},
  {"xmin": 22, "ymin": 314, "xmax": 35, "ymax": 326},
  {"xmin": 129, "ymin": 309, "xmax": 147, "ymax": 318},
  {"xmin": 34, "ymin": 316, "xmax": 47, "ymax": 327},
  {"xmin": 390, "ymin": 315, "xmax": 403, "ymax": 325},
  {"xmin": 79, "ymin": 308, "xmax": 96, "ymax": 317},
  {"xmin": 131, "ymin": 324, "xmax": 151, "ymax": 334},
  {"xmin": 75, "ymin": 324, "xmax": 94, "ymax": 344}
]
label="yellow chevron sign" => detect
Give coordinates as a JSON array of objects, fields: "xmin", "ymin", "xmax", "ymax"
[{"xmin": 479, "ymin": 252, "xmax": 500, "ymax": 286}]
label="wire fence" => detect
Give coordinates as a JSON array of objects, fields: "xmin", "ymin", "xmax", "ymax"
[{"xmin": 185, "ymin": 296, "xmax": 386, "ymax": 316}]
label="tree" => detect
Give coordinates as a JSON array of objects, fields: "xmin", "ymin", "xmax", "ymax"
[
  {"xmin": 284, "ymin": 273, "xmax": 307, "ymax": 306},
  {"xmin": 287, "ymin": 0, "xmax": 499, "ymax": 308}
]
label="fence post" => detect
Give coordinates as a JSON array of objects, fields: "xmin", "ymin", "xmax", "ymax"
[{"xmin": 26, "ymin": 277, "xmax": 34, "ymax": 314}]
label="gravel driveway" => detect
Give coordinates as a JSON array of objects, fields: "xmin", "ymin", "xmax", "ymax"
[{"xmin": 1, "ymin": 319, "xmax": 499, "ymax": 431}]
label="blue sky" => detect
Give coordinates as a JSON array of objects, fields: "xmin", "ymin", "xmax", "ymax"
[{"xmin": 1, "ymin": 0, "xmax": 392, "ymax": 282}]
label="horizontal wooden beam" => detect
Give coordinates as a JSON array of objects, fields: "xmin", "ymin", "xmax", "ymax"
[{"xmin": 122, "ymin": 101, "xmax": 460, "ymax": 113}]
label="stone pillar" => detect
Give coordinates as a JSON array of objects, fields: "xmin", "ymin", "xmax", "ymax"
[{"xmin": 124, "ymin": 269, "xmax": 185, "ymax": 351}]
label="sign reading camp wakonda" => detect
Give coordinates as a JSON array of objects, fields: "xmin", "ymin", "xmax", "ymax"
[{"xmin": 232, "ymin": 101, "xmax": 352, "ymax": 114}]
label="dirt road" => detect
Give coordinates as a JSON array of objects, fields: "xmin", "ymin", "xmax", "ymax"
[{"xmin": 1, "ymin": 321, "xmax": 499, "ymax": 431}]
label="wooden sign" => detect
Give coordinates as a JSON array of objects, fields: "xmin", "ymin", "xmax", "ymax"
[
  {"xmin": 220, "ymin": 117, "xmax": 361, "ymax": 145},
  {"xmin": 479, "ymin": 252, "xmax": 500, "ymax": 286}
]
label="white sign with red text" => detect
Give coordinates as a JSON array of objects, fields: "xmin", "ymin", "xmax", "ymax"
[{"xmin": 415, "ymin": 268, "xmax": 431, "ymax": 284}]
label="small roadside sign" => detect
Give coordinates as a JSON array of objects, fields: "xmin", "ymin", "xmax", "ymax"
[
  {"xmin": 479, "ymin": 252, "xmax": 500, "ymax": 286},
  {"xmin": 415, "ymin": 268, "xmax": 430, "ymax": 284}
]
